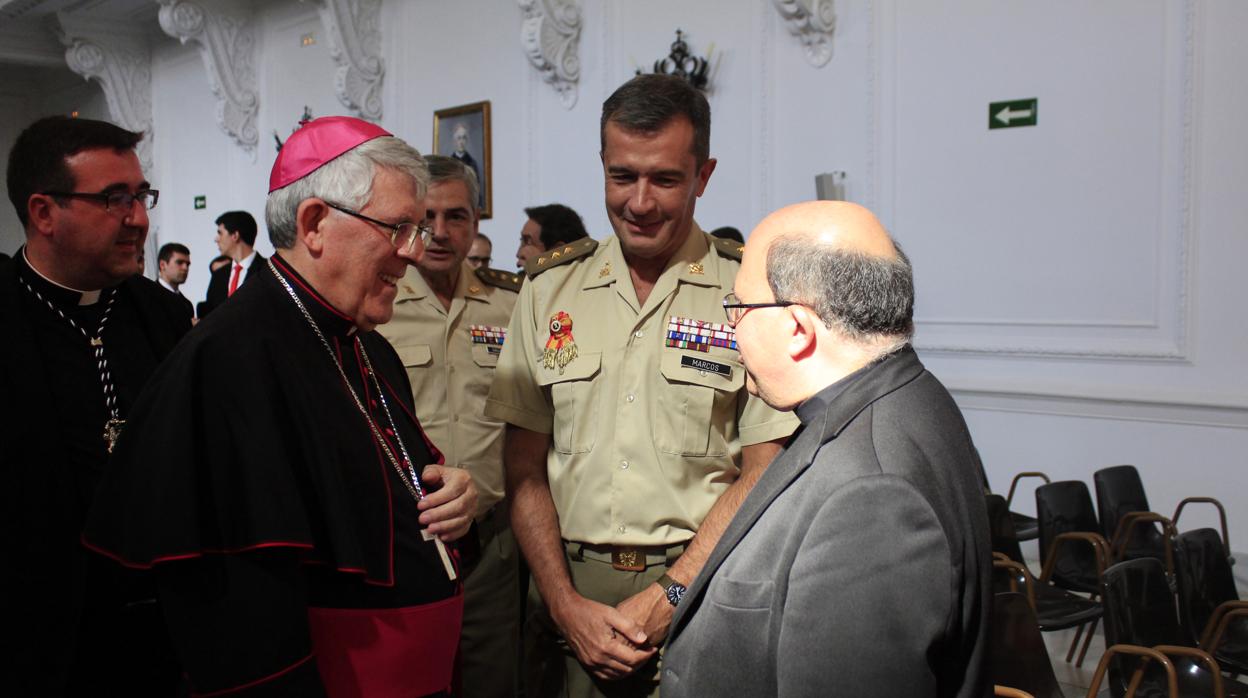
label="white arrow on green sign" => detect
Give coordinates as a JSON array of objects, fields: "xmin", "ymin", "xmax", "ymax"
[{"xmin": 989, "ymin": 98, "xmax": 1037, "ymax": 129}]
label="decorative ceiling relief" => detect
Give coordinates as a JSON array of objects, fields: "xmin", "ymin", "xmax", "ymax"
[
  {"xmin": 771, "ymin": 0, "xmax": 836, "ymax": 67},
  {"xmin": 518, "ymin": 0, "xmax": 582, "ymax": 109},
  {"xmin": 158, "ymin": 0, "xmax": 259, "ymax": 157},
  {"xmin": 56, "ymin": 13, "xmax": 155, "ymax": 172},
  {"xmin": 310, "ymin": 0, "xmax": 384, "ymax": 120}
]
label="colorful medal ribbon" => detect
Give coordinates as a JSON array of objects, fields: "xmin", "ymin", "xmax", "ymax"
[
  {"xmin": 469, "ymin": 324, "xmax": 507, "ymax": 347},
  {"xmin": 542, "ymin": 311, "xmax": 578, "ymax": 373},
  {"xmin": 666, "ymin": 316, "xmax": 737, "ymax": 353}
]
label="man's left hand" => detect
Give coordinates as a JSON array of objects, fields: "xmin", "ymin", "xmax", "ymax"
[
  {"xmin": 615, "ymin": 583, "xmax": 674, "ymax": 647},
  {"xmin": 417, "ymin": 465, "xmax": 477, "ymax": 542}
]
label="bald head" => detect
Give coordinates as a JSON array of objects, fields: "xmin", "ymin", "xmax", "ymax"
[
  {"xmin": 732, "ymin": 201, "xmax": 913, "ymax": 407},
  {"xmin": 745, "ymin": 200, "xmax": 913, "ymax": 346},
  {"xmin": 747, "ymin": 201, "xmax": 897, "ymax": 266}
]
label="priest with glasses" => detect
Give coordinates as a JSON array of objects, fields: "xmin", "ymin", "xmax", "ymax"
[{"xmin": 85, "ymin": 116, "xmax": 478, "ymax": 697}]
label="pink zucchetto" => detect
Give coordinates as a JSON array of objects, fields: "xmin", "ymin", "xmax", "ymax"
[{"xmin": 268, "ymin": 116, "xmax": 392, "ymax": 193}]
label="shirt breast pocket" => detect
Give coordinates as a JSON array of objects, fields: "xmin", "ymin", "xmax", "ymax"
[
  {"xmin": 536, "ymin": 352, "xmax": 601, "ymax": 455},
  {"xmin": 471, "ymin": 344, "xmax": 501, "ymax": 368},
  {"xmin": 654, "ymin": 350, "xmax": 744, "ymax": 457},
  {"xmin": 395, "ymin": 344, "xmax": 433, "ymax": 368}
]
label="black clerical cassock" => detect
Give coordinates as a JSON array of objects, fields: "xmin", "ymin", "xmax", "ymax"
[
  {"xmin": 85, "ymin": 255, "xmax": 463, "ymax": 697},
  {"xmin": 1, "ymin": 250, "xmax": 189, "ymax": 695}
]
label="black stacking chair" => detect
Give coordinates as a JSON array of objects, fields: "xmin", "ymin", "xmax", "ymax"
[
  {"xmin": 1174, "ymin": 528, "xmax": 1248, "ymax": 675},
  {"xmin": 1088, "ymin": 557, "xmax": 1248, "ymax": 698},
  {"xmin": 979, "ymin": 459, "xmax": 1049, "ymax": 542},
  {"xmin": 990, "ymin": 592, "xmax": 1065, "ymax": 698},
  {"xmin": 987, "ymin": 494, "xmax": 1102, "ymax": 666},
  {"xmin": 1034, "ymin": 480, "xmax": 1112, "ymax": 666},
  {"xmin": 1172, "ymin": 497, "xmax": 1234, "ymax": 564},
  {"xmin": 1094, "ymin": 465, "xmax": 1179, "ymax": 573},
  {"xmin": 1006, "ymin": 472, "xmax": 1050, "ymax": 543}
]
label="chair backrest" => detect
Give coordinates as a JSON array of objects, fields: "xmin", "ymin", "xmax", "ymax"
[
  {"xmin": 1035, "ymin": 481, "xmax": 1101, "ymax": 590},
  {"xmin": 987, "ymin": 494, "xmax": 1026, "ymax": 563},
  {"xmin": 990, "ymin": 592, "xmax": 1065, "ymax": 698},
  {"xmin": 1093, "ymin": 464, "xmax": 1151, "ymax": 542},
  {"xmin": 1174, "ymin": 527, "xmax": 1240, "ymax": 645},
  {"xmin": 1101, "ymin": 558, "xmax": 1185, "ymax": 696}
]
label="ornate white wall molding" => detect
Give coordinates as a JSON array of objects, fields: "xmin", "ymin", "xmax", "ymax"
[
  {"xmin": 872, "ymin": 1, "xmax": 1195, "ymax": 361},
  {"xmin": 948, "ymin": 383, "xmax": 1248, "ymax": 431},
  {"xmin": 55, "ymin": 14, "xmax": 154, "ymax": 173},
  {"xmin": 309, "ymin": 0, "xmax": 384, "ymax": 120},
  {"xmin": 158, "ymin": 0, "xmax": 259, "ymax": 157},
  {"xmin": 518, "ymin": 0, "xmax": 582, "ymax": 109},
  {"xmin": 771, "ymin": 0, "xmax": 836, "ymax": 68}
]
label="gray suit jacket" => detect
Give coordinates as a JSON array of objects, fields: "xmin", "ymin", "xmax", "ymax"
[{"xmin": 662, "ymin": 347, "xmax": 991, "ymax": 698}]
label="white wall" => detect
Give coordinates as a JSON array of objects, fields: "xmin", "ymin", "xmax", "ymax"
[{"xmin": 5, "ymin": 0, "xmax": 1246, "ymax": 574}]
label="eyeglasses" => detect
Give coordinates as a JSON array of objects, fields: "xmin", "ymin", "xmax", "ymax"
[
  {"xmin": 326, "ymin": 202, "xmax": 432, "ymax": 254},
  {"xmin": 722, "ymin": 291, "xmax": 795, "ymax": 327},
  {"xmin": 42, "ymin": 189, "xmax": 159, "ymax": 213}
]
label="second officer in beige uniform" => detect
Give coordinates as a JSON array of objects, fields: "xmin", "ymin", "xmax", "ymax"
[
  {"xmin": 486, "ymin": 75, "xmax": 799, "ymax": 698},
  {"xmin": 380, "ymin": 155, "xmax": 521, "ymax": 698}
]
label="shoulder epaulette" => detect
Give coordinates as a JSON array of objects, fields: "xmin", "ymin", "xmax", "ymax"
[
  {"xmin": 711, "ymin": 235, "xmax": 745, "ymax": 261},
  {"xmin": 525, "ymin": 237, "xmax": 599, "ymax": 278},
  {"xmin": 475, "ymin": 266, "xmax": 522, "ymax": 292}
]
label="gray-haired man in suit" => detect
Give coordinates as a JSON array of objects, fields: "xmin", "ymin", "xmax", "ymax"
[{"xmin": 662, "ymin": 200, "xmax": 991, "ymax": 697}]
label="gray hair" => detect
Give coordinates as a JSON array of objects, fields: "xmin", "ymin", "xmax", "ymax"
[
  {"xmin": 766, "ymin": 234, "xmax": 915, "ymax": 352},
  {"xmin": 424, "ymin": 153, "xmax": 479, "ymax": 214},
  {"xmin": 266, "ymin": 135, "xmax": 429, "ymax": 249}
]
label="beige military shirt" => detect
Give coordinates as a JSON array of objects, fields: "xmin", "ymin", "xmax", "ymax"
[
  {"xmin": 485, "ymin": 225, "xmax": 799, "ymax": 545},
  {"xmin": 381, "ymin": 262, "xmax": 520, "ymax": 518}
]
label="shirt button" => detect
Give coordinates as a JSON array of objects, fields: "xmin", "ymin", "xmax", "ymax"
[
  {"xmin": 634, "ymin": 330, "xmax": 644, "ymax": 339},
  {"xmin": 620, "ymin": 460, "xmax": 629, "ymax": 470},
  {"xmin": 618, "ymin": 525, "xmax": 627, "ymax": 534},
  {"xmin": 698, "ymin": 370, "xmax": 707, "ymax": 377},
  {"xmin": 626, "ymin": 394, "xmax": 635, "ymax": 403}
]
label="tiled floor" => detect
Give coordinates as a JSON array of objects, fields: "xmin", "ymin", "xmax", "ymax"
[{"xmin": 1041, "ymin": 623, "xmax": 1106, "ymax": 698}]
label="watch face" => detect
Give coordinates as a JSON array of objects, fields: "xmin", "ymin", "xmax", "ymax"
[{"xmin": 666, "ymin": 583, "xmax": 687, "ymax": 606}]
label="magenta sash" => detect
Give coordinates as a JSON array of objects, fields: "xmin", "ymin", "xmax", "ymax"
[{"xmin": 308, "ymin": 593, "xmax": 464, "ymax": 697}]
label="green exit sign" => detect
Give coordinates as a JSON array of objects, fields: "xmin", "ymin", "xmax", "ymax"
[
  {"xmin": 194, "ymin": 195, "xmax": 206, "ymax": 210},
  {"xmin": 989, "ymin": 98, "xmax": 1037, "ymax": 129}
]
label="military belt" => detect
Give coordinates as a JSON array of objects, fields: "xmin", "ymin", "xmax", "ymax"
[{"xmin": 563, "ymin": 539, "xmax": 687, "ymax": 572}]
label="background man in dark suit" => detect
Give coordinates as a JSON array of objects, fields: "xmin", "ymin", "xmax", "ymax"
[
  {"xmin": 156, "ymin": 241, "xmax": 193, "ymax": 321},
  {"xmin": 662, "ymin": 200, "xmax": 991, "ymax": 697},
  {"xmin": 201, "ymin": 209, "xmax": 263, "ymax": 316}
]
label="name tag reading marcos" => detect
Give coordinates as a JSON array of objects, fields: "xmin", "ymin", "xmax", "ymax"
[{"xmin": 680, "ymin": 354, "xmax": 733, "ymax": 378}]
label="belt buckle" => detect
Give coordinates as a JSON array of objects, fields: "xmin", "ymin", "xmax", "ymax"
[{"xmin": 611, "ymin": 547, "xmax": 646, "ymax": 572}]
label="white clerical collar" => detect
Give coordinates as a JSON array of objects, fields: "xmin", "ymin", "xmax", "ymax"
[
  {"xmin": 22, "ymin": 248, "xmax": 102, "ymax": 305},
  {"xmin": 158, "ymin": 277, "xmax": 178, "ymax": 294}
]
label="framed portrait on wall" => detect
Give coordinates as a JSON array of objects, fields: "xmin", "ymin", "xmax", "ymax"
[{"xmin": 433, "ymin": 100, "xmax": 492, "ymax": 219}]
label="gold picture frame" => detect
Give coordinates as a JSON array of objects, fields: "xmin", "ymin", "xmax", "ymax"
[{"xmin": 433, "ymin": 100, "xmax": 492, "ymax": 219}]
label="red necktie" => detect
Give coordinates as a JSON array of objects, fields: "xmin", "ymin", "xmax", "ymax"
[{"xmin": 228, "ymin": 263, "xmax": 243, "ymax": 296}]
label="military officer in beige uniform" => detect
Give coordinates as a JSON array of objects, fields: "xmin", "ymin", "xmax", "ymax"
[
  {"xmin": 485, "ymin": 75, "xmax": 799, "ymax": 698},
  {"xmin": 380, "ymin": 155, "xmax": 522, "ymax": 698}
]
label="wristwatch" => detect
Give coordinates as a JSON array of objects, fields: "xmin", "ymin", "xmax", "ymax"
[{"xmin": 657, "ymin": 573, "xmax": 687, "ymax": 607}]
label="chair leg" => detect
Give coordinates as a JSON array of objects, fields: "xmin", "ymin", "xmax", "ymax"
[
  {"xmin": 1075, "ymin": 616, "xmax": 1099, "ymax": 668},
  {"xmin": 1067, "ymin": 622, "xmax": 1086, "ymax": 663}
]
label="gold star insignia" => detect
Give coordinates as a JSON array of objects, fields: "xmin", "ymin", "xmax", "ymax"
[
  {"xmin": 403, "ymin": 284, "xmax": 415, "ymax": 293},
  {"xmin": 688, "ymin": 262, "xmax": 705, "ymax": 275},
  {"xmin": 599, "ymin": 262, "xmax": 612, "ymax": 278},
  {"xmin": 469, "ymin": 285, "xmax": 481, "ymax": 294}
]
